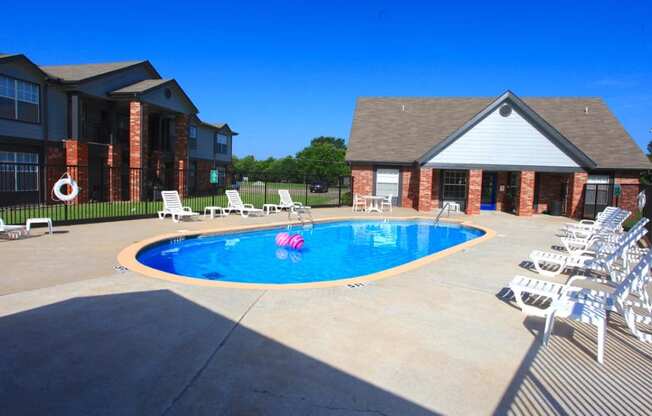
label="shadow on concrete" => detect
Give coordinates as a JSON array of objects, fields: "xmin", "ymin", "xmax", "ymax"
[
  {"xmin": 0, "ymin": 290, "xmax": 438, "ymax": 415},
  {"xmin": 493, "ymin": 311, "xmax": 652, "ymax": 415}
]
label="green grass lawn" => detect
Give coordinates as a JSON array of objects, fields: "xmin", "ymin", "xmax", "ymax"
[{"xmin": 1, "ymin": 186, "xmax": 343, "ymax": 225}]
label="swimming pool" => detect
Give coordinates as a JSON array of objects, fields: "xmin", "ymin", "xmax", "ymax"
[{"xmin": 135, "ymin": 220, "xmax": 486, "ymax": 286}]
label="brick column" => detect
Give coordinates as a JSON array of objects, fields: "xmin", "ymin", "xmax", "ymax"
[
  {"xmin": 516, "ymin": 171, "xmax": 535, "ymax": 216},
  {"xmin": 129, "ymin": 101, "xmax": 148, "ymax": 201},
  {"xmin": 107, "ymin": 144, "xmax": 121, "ymax": 201},
  {"xmin": 352, "ymin": 164, "xmax": 373, "ymax": 196},
  {"xmin": 431, "ymin": 169, "xmax": 440, "ymax": 209},
  {"xmin": 567, "ymin": 171, "xmax": 588, "ymax": 219},
  {"xmin": 466, "ymin": 169, "xmax": 482, "ymax": 215},
  {"xmin": 45, "ymin": 144, "xmax": 66, "ymax": 205},
  {"xmin": 417, "ymin": 167, "xmax": 433, "ymax": 212},
  {"xmin": 64, "ymin": 140, "xmax": 89, "ymax": 203},
  {"xmin": 175, "ymin": 114, "xmax": 190, "ymax": 197}
]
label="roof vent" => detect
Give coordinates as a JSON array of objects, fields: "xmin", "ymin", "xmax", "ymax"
[
  {"xmin": 499, "ymin": 103, "xmax": 512, "ymax": 117},
  {"xmin": 584, "ymin": 106, "xmax": 589, "ymax": 114},
  {"xmin": 401, "ymin": 104, "xmax": 406, "ymax": 112}
]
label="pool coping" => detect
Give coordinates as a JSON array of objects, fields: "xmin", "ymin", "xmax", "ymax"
[{"xmin": 117, "ymin": 215, "xmax": 496, "ymax": 290}]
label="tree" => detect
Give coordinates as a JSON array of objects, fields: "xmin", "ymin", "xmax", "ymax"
[{"xmin": 296, "ymin": 136, "xmax": 349, "ymax": 183}]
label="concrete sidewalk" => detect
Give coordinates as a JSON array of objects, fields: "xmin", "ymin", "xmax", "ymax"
[{"xmin": 1, "ymin": 209, "xmax": 651, "ymax": 415}]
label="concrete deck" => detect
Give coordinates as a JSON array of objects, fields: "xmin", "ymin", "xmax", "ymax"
[{"xmin": 1, "ymin": 208, "xmax": 651, "ymax": 415}]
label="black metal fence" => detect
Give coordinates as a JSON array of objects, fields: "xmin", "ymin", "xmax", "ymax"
[{"xmin": 0, "ymin": 162, "xmax": 352, "ymax": 225}]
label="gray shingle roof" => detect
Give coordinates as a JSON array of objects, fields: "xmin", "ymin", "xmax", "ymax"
[
  {"xmin": 40, "ymin": 61, "xmax": 146, "ymax": 82},
  {"xmin": 346, "ymin": 96, "xmax": 650, "ymax": 170},
  {"xmin": 110, "ymin": 79, "xmax": 171, "ymax": 94}
]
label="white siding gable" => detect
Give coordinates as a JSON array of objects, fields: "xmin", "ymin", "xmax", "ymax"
[{"xmin": 427, "ymin": 107, "xmax": 580, "ymax": 168}]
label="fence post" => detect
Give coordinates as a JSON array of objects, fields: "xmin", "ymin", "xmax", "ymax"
[
  {"xmin": 304, "ymin": 177, "xmax": 309, "ymax": 205},
  {"xmin": 264, "ymin": 180, "xmax": 268, "ymax": 205},
  {"xmin": 338, "ymin": 176, "xmax": 342, "ymax": 207}
]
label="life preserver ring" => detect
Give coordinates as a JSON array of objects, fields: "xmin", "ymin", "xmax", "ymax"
[
  {"xmin": 637, "ymin": 190, "xmax": 646, "ymax": 212},
  {"xmin": 53, "ymin": 173, "xmax": 79, "ymax": 202}
]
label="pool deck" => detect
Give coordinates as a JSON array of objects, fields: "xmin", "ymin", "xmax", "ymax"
[{"xmin": 1, "ymin": 208, "xmax": 651, "ymax": 415}]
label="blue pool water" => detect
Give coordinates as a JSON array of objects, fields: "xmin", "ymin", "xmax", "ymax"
[{"xmin": 137, "ymin": 220, "xmax": 484, "ymax": 284}]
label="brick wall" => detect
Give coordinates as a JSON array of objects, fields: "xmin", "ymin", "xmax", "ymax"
[
  {"xmin": 535, "ymin": 173, "xmax": 566, "ymax": 214},
  {"xmin": 401, "ymin": 166, "xmax": 419, "ymax": 209},
  {"xmin": 174, "ymin": 114, "xmax": 190, "ymax": 197},
  {"xmin": 129, "ymin": 101, "xmax": 148, "ymax": 201},
  {"xmin": 106, "ymin": 144, "xmax": 121, "ymax": 201},
  {"xmin": 417, "ymin": 168, "xmax": 433, "ymax": 212},
  {"xmin": 195, "ymin": 159, "xmax": 214, "ymax": 192},
  {"xmin": 567, "ymin": 172, "xmax": 588, "ymax": 219},
  {"xmin": 64, "ymin": 140, "xmax": 89, "ymax": 203},
  {"xmin": 46, "ymin": 144, "xmax": 66, "ymax": 204},
  {"xmin": 516, "ymin": 171, "xmax": 535, "ymax": 216},
  {"xmin": 614, "ymin": 171, "xmax": 641, "ymax": 213},
  {"xmin": 466, "ymin": 169, "xmax": 482, "ymax": 215},
  {"xmin": 351, "ymin": 164, "xmax": 373, "ymax": 196},
  {"xmin": 431, "ymin": 169, "xmax": 440, "ymax": 209}
]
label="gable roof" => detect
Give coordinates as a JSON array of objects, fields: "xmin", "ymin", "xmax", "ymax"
[
  {"xmin": 0, "ymin": 53, "xmax": 50, "ymax": 78},
  {"xmin": 346, "ymin": 93, "xmax": 650, "ymax": 170},
  {"xmin": 109, "ymin": 78, "xmax": 198, "ymax": 114},
  {"xmin": 40, "ymin": 60, "xmax": 160, "ymax": 83},
  {"xmin": 192, "ymin": 116, "xmax": 239, "ymax": 136}
]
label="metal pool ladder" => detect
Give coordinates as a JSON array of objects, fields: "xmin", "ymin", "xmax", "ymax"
[
  {"xmin": 288, "ymin": 207, "xmax": 314, "ymax": 228},
  {"xmin": 433, "ymin": 202, "xmax": 452, "ymax": 227}
]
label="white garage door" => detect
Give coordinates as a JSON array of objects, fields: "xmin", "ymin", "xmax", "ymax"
[{"xmin": 375, "ymin": 168, "xmax": 400, "ymax": 206}]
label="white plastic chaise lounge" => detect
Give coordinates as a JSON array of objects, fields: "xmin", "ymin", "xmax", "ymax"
[
  {"xmin": 561, "ymin": 217, "xmax": 649, "ymax": 255},
  {"xmin": 509, "ymin": 221, "xmax": 649, "ymax": 317},
  {"xmin": 0, "ymin": 218, "xmax": 27, "ymax": 239},
  {"xmin": 278, "ymin": 189, "xmax": 311, "ymax": 213},
  {"xmin": 540, "ymin": 251, "xmax": 652, "ymax": 364},
  {"xmin": 225, "ymin": 190, "xmax": 264, "ymax": 218},
  {"xmin": 528, "ymin": 218, "xmax": 648, "ymax": 278},
  {"xmin": 158, "ymin": 191, "xmax": 200, "ymax": 223},
  {"xmin": 562, "ymin": 207, "xmax": 630, "ymax": 239}
]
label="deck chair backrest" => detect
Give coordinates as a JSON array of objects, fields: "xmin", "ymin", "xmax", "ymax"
[
  {"xmin": 612, "ymin": 250, "xmax": 652, "ymax": 311},
  {"xmin": 594, "ymin": 223, "xmax": 648, "ymax": 275},
  {"xmin": 161, "ymin": 191, "xmax": 183, "ymax": 211},
  {"xmin": 226, "ymin": 190, "xmax": 244, "ymax": 208},
  {"xmin": 279, "ymin": 189, "xmax": 293, "ymax": 206}
]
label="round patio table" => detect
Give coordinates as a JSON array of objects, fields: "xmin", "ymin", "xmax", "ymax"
[{"xmin": 362, "ymin": 195, "xmax": 386, "ymax": 213}]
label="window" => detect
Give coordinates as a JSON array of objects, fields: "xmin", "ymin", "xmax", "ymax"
[
  {"xmin": 0, "ymin": 151, "xmax": 39, "ymax": 192},
  {"xmin": 188, "ymin": 125, "xmax": 198, "ymax": 139},
  {"xmin": 215, "ymin": 133, "xmax": 228, "ymax": 154},
  {"xmin": 441, "ymin": 170, "xmax": 467, "ymax": 210},
  {"xmin": 0, "ymin": 75, "xmax": 40, "ymax": 123},
  {"xmin": 216, "ymin": 166, "xmax": 226, "ymax": 185}
]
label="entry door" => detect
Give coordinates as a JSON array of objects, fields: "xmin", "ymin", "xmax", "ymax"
[
  {"xmin": 583, "ymin": 175, "xmax": 612, "ymax": 219},
  {"xmin": 481, "ymin": 172, "xmax": 497, "ymax": 210},
  {"xmin": 375, "ymin": 168, "xmax": 400, "ymax": 206}
]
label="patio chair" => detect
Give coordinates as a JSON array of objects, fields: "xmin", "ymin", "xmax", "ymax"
[
  {"xmin": 381, "ymin": 194, "xmax": 393, "ymax": 212},
  {"xmin": 0, "ymin": 218, "xmax": 27, "ymax": 239},
  {"xmin": 561, "ymin": 217, "xmax": 649, "ymax": 254},
  {"xmin": 278, "ymin": 189, "xmax": 311, "ymax": 213},
  {"xmin": 158, "ymin": 191, "xmax": 199, "ymax": 223},
  {"xmin": 541, "ymin": 250, "xmax": 652, "ymax": 364},
  {"xmin": 562, "ymin": 208, "xmax": 630, "ymax": 239},
  {"xmin": 352, "ymin": 194, "xmax": 366, "ymax": 212},
  {"xmin": 528, "ymin": 220, "xmax": 647, "ymax": 278},
  {"xmin": 509, "ymin": 223, "xmax": 649, "ymax": 317},
  {"xmin": 225, "ymin": 190, "xmax": 264, "ymax": 218}
]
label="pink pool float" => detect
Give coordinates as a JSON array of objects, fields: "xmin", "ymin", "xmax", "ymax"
[
  {"xmin": 288, "ymin": 234, "xmax": 304, "ymax": 250},
  {"xmin": 275, "ymin": 232, "xmax": 304, "ymax": 250},
  {"xmin": 275, "ymin": 232, "xmax": 291, "ymax": 247}
]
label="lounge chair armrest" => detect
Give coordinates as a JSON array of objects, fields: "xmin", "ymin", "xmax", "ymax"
[
  {"xmin": 243, "ymin": 204, "xmax": 255, "ymax": 209},
  {"xmin": 182, "ymin": 206, "xmax": 193, "ymax": 212},
  {"xmin": 293, "ymin": 202, "xmax": 304, "ymax": 207},
  {"xmin": 579, "ymin": 220, "xmax": 596, "ymax": 226}
]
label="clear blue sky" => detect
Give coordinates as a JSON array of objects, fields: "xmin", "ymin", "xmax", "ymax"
[{"xmin": 3, "ymin": 1, "xmax": 651, "ymax": 159}]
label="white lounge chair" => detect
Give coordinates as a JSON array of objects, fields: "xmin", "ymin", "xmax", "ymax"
[
  {"xmin": 561, "ymin": 217, "xmax": 649, "ymax": 254},
  {"xmin": 509, "ymin": 224, "xmax": 648, "ymax": 317},
  {"xmin": 352, "ymin": 194, "xmax": 366, "ymax": 212},
  {"xmin": 278, "ymin": 189, "xmax": 311, "ymax": 212},
  {"xmin": 563, "ymin": 207, "xmax": 630, "ymax": 239},
  {"xmin": 541, "ymin": 251, "xmax": 652, "ymax": 364},
  {"xmin": 225, "ymin": 190, "xmax": 264, "ymax": 217},
  {"xmin": 158, "ymin": 191, "xmax": 199, "ymax": 223},
  {"xmin": 0, "ymin": 218, "xmax": 27, "ymax": 239},
  {"xmin": 528, "ymin": 221, "xmax": 647, "ymax": 278}
]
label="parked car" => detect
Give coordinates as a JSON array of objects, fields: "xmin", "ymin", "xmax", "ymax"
[{"xmin": 309, "ymin": 181, "xmax": 329, "ymax": 193}]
